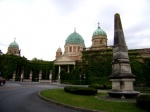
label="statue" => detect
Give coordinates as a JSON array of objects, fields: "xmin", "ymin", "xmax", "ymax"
[{"xmin": 49, "ymin": 70, "xmax": 52, "ymax": 83}]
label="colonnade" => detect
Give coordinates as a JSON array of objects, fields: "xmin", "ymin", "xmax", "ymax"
[{"xmin": 12, "ymin": 70, "xmax": 53, "ymax": 83}]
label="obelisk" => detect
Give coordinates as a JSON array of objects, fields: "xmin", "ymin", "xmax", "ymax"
[{"xmin": 108, "ymin": 13, "xmax": 140, "ymax": 98}]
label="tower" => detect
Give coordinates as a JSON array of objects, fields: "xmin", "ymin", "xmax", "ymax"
[
  {"xmin": 56, "ymin": 47, "xmax": 62, "ymax": 59},
  {"xmin": 7, "ymin": 39, "xmax": 20, "ymax": 56},
  {"xmin": 91, "ymin": 23, "xmax": 107, "ymax": 50}
]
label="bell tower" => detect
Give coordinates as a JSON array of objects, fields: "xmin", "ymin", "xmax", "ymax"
[{"xmin": 56, "ymin": 47, "xmax": 62, "ymax": 59}]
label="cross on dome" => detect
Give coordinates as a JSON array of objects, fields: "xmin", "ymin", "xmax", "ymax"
[
  {"xmin": 74, "ymin": 28, "xmax": 76, "ymax": 32},
  {"xmin": 98, "ymin": 22, "xmax": 100, "ymax": 28}
]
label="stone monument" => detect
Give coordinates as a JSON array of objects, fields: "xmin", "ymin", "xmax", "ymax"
[
  {"xmin": 108, "ymin": 13, "xmax": 140, "ymax": 98},
  {"xmin": 49, "ymin": 70, "xmax": 52, "ymax": 83}
]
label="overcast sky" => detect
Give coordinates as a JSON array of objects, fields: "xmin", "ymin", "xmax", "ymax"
[{"xmin": 0, "ymin": 0, "xmax": 150, "ymax": 61}]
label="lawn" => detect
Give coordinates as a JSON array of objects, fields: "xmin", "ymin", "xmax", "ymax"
[{"xmin": 40, "ymin": 88, "xmax": 147, "ymax": 112}]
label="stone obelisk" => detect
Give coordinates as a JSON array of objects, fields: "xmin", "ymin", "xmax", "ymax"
[{"xmin": 108, "ymin": 13, "xmax": 140, "ymax": 98}]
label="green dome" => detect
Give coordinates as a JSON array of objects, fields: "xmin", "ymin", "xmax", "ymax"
[
  {"xmin": 9, "ymin": 41, "xmax": 19, "ymax": 49},
  {"xmin": 65, "ymin": 30, "xmax": 84, "ymax": 45},
  {"xmin": 93, "ymin": 26, "xmax": 107, "ymax": 37}
]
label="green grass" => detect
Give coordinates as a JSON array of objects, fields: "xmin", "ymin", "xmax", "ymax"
[{"xmin": 40, "ymin": 88, "xmax": 146, "ymax": 112}]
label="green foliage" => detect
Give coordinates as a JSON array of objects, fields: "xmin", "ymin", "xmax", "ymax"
[
  {"xmin": 82, "ymin": 49, "xmax": 150, "ymax": 86},
  {"xmin": 89, "ymin": 83, "xmax": 112, "ymax": 89},
  {"xmin": 0, "ymin": 54, "xmax": 28, "ymax": 79},
  {"xmin": 60, "ymin": 68, "xmax": 85, "ymax": 84},
  {"xmin": 64, "ymin": 86, "xmax": 97, "ymax": 95},
  {"xmin": 82, "ymin": 50, "xmax": 112, "ymax": 85},
  {"xmin": 0, "ymin": 54, "xmax": 54, "ymax": 80},
  {"xmin": 136, "ymin": 94, "xmax": 150, "ymax": 110}
]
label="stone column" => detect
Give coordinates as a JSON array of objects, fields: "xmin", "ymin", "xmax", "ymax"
[
  {"xmin": 58, "ymin": 66, "xmax": 61, "ymax": 81},
  {"xmin": 13, "ymin": 70, "xmax": 16, "ymax": 81},
  {"xmin": 49, "ymin": 70, "xmax": 52, "ymax": 83},
  {"xmin": 20, "ymin": 70, "xmax": 24, "ymax": 81},
  {"xmin": 76, "ymin": 46, "xmax": 77, "ymax": 52},
  {"xmin": 29, "ymin": 70, "xmax": 32, "ymax": 82},
  {"xmin": 39, "ymin": 70, "xmax": 42, "ymax": 82},
  {"xmin": 67, "ymin": 46, "xmax": 70, "ymax": 52}
]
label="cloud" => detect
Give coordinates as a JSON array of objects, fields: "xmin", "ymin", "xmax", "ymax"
[{"xmin": 0, "ymin": 0, "xmax": 150, "ymax": 61}]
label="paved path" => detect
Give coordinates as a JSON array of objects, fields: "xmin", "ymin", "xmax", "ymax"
[{"xmin": 0, "ymin": 81, "xmax": 80, "ymax": 112}]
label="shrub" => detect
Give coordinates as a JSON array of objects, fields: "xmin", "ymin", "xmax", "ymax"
[
  {"xmin": 136, "ymin": 94, "xmax": 150, "ymax": 111},
  {"xmin": 88, "ymin": 83, "xmax": 112, "ymax": 89},
  {"xmin": 64, "ymin": 86, "xmax": 97, "ymax": 95}
]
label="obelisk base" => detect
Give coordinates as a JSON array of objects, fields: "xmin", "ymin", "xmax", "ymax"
[{"xmin": 108, "ymin": 79, "xmax": 140, "ymax": 98}]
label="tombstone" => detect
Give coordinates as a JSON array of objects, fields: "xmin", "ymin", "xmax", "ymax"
[
  {"xmin": 29, "ymin": 70, "xmax": 33, "ymax": 82},
  {"xmin": 39, "ymin": 70, "xmax": 42, "ymax": 82},
  {"xmin": 49, "ymin": 70, "xmax": 52, "ymax": 83},
  {"xmin": 20, "ymin": 70, "xmax": 24, "ymax": 81},
  {"xmin": 108, "ymin": 13, "xmax": 140, "ymax": 98},
  {"xmin": 13, "ymin": 70, "xmax": 16, "ymax": 81}
]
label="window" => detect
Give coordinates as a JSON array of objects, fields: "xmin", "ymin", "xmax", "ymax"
[
  {"xmin": 69, "ymin": 46, "xmax": 72, "ymax": 52},
  {"xmin": 100, "ymin": 40, "xmax": 102, "ymax": 44}
]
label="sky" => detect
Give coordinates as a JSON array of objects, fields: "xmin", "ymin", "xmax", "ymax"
[{"xmin": 0, "ymin": 0, "xmax": 150, "ymax": 61}]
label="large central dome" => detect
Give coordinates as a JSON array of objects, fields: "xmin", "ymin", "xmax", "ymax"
[{"xmin": 65, "ymin": 30, "xmax": 84, "ymax": 45}]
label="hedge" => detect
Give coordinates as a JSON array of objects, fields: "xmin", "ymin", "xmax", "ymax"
[{"xmin": 64, "ymin": 86, "xmax": 97, "ymax": 95}]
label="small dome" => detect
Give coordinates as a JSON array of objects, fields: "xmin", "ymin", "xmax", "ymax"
[
  {"xmin": 57, "ymin": 47, "xmax": 62, "ymax": 52},
  {"xmin": 65, "ymin": 29, "xmax": 84, "ymax": 45},
  {"xmin": 93, "ymin": 24, "xmax": 107, "ymax": 37},
  {"xmin": 9, "ymin": 41, "xmax": 19, "ymax": 49}
]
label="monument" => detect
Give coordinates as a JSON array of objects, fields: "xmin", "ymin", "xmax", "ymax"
[{"xmin": 108, "ymin": 13, "xmax": 140, "ymax": 98}]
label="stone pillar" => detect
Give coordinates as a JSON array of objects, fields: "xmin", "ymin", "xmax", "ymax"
[
  {"xmin": 58, "ymin": 66, "xmax": 61, "ymax": 81},
  {"xmin": 39, "ymin": 70, "xmax": 42, "ymax": 82},
  {"xmin": 49, "ymin": 70, "xmax": 52, "ymax": 83},
  {"xmin": 13, "ymin": 70, "xmax": 16, "ymax": 81},
  {"xmin": 29, "ymin": 70, "xmax": 32, "ymax": 82},
  {"xmin": 20, "ymin": 70, "xmax": 24, "ymax": 81},
  {"xmin": 68, "ymin": 46, "xmax": 69, "ymax": 52}
]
